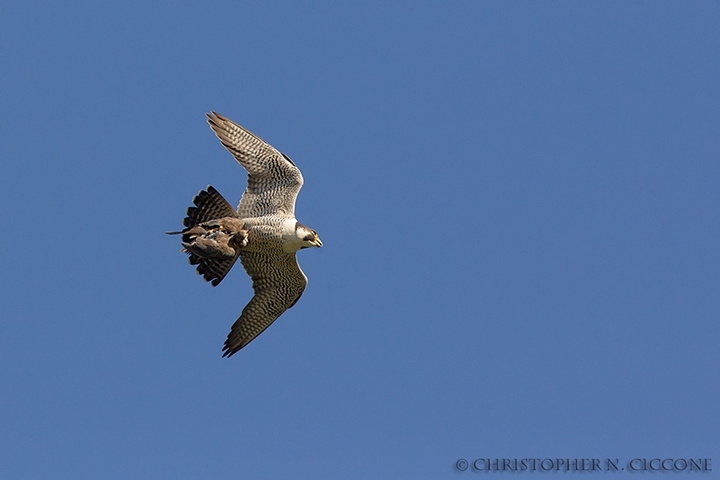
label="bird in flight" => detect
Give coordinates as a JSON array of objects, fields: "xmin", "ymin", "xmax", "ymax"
[{"xmin": 169, "ymin": 112, "xmax": 322, "ymax": 357}]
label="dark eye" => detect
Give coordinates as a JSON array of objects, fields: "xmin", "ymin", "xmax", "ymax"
[{"xmin": 303, "ymin": 235, "xmax": 313, "ymax": 242}]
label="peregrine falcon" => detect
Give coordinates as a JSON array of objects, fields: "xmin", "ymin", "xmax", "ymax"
[{"xmin": 169, "ymin": 112, "xmax": 322, "ymax": 357}]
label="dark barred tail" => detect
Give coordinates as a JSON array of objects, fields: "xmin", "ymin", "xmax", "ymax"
[
  {"xmin": 169, "ymin": 185, "xmax": 242, "ymax": 287},
  {"xmin": 189, "ymin": 253, "xmax": 238, "ymax": 286},
  {"xmin": 183, "ymin": 186, "xmax": 239, "ymax": 227}
]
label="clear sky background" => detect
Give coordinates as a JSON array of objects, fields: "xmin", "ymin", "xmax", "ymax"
[{"xmin": 2, "ymin": 1, "xmax": 718, "ymax": 478}]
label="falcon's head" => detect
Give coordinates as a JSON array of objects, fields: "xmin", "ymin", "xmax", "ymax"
[{"xmin": 296, "ymin": 223, "xmax": 323, "ymax": 249}]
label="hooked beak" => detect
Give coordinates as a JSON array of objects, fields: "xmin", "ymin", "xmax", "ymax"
[{"xmin": 314, "ymin": 235, "xmax": 323, "ymax": 248}]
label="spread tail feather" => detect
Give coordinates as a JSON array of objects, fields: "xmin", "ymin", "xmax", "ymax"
[{"xmin": 169, "ymin": 186, "xmax": 241, "ymax": 286}]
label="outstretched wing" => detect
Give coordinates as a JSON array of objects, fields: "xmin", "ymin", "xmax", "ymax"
[
  {"xmin": 222, "ymin": 250, "xmax": 308, "ymax": 357},
  {"xmin": 179, "ymin": 186, "xmax": 240, "ymax": 286},
  {"xmin": 206, "ymin": 112, "xmax": 304, "ymax": 218}
]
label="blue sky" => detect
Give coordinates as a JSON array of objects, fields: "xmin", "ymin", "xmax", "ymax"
[{"xmin": 2, "ymin": 1, "xmax": 718, "ymax": 478}]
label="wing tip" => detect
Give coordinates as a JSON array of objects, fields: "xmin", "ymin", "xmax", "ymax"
[
  {"xmin": 221, "ymin": 349, "xmax": 236, "ymax": 358},
  {"xmin": 221, "ymin": 340, "xmax": 242, "ymax": 358},
  {"xmin": 206, "ymin": 111, "xmax": 231, "ymax": 130}
]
